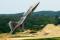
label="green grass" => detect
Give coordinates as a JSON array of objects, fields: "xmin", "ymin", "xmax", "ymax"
[{"xmin": 24, "ymin": 37, "xmax": 60, "ymax": 40}]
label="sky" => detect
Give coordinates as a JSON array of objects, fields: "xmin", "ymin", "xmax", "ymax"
[{"xmin": 0, "ymin": 0, "xmax": 60, "ymax": 14}]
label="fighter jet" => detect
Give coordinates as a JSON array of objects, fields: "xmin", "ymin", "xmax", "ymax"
[{"xmin": 8, "ymin": 2, "xmax": 40, "ymax": 34}]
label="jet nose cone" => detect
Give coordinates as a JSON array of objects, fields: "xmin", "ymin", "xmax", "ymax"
[{"xmin": 37, "ymin": 2, "xmax": 40, "ymax": 5}]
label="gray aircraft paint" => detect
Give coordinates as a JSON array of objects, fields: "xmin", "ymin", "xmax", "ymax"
[{"xmin": 9, "ymin": 2, "xmax": 40, "ymax": 34}]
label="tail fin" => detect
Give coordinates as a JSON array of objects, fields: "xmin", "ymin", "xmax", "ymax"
[{"xmin": 8, "ymin": 21, "xmax": 17, "ymax": 33}]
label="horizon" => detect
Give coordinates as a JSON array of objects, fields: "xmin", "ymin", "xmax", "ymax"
[{"xmin": 0, "ymin": 11, "xmax": 60, "ymax": 14}]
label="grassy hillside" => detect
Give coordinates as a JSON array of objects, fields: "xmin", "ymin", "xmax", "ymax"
[{"xmin": 0, "ymin": 11, "xmax": 60, "ymax": 33}]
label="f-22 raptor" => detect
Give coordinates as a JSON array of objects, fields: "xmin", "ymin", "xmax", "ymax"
[{"xmin": 8, "ymin": 2, "xmax": 40, "ymax": 34}]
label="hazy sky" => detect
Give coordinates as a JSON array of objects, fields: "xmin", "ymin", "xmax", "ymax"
[{"xmin": 0, "ymin": 0, "xmax": 60, "ymax": 14}]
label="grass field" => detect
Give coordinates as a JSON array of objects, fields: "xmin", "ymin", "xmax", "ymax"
[{"xmin": 0, "ymin": 24, "xmax": 60, "ymax": 40}]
